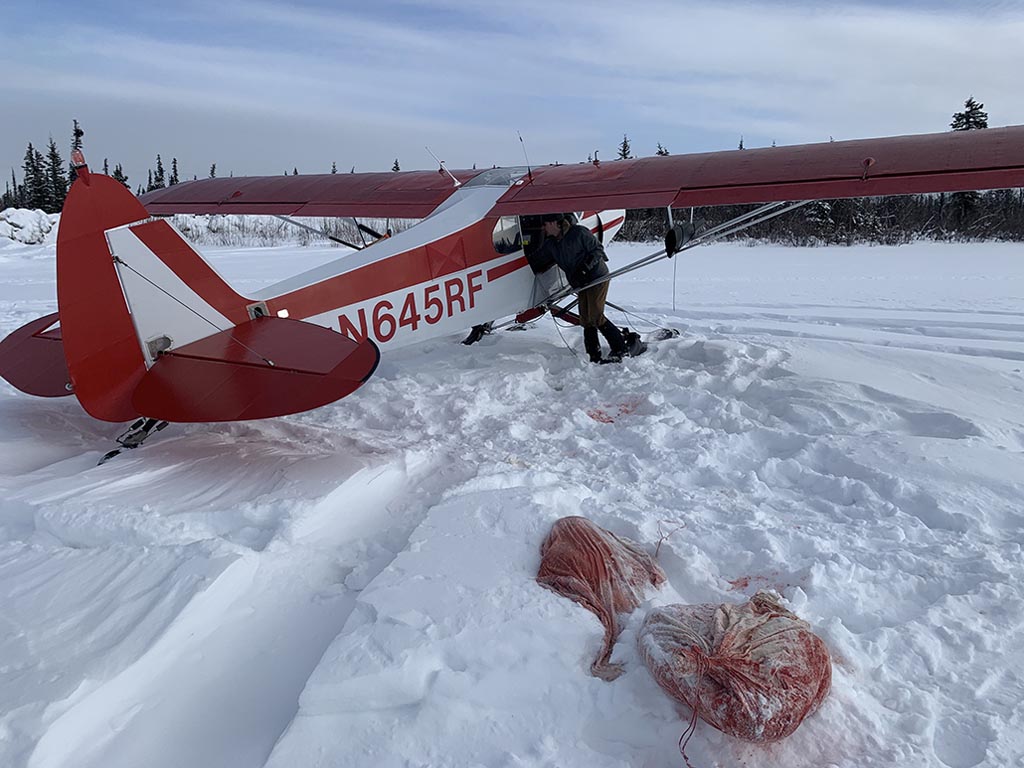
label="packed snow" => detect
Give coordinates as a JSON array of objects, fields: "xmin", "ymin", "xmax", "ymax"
[
  {"xmin": 2, "ymin": 230, "xmax": 1024, "ymax": 768},
  {"xmin": 0, "ymin": 209, "xmax": 58, "ymax": 247}
]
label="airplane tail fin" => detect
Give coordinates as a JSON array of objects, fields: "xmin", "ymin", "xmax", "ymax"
[
  {"xmin": 56, "ymin": 167, "xmax": 155, "ymax": 421},
  {"xmin": 46, "ymin": 159, "xmax": 378, "ymax": 423}
]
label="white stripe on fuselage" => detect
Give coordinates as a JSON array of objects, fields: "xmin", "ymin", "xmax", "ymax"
[{"xmin": 252, "ymin": 185, "xmax": 512, "ymax": 301}]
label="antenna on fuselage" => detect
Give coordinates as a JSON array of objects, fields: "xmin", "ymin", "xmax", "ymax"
[
  {"xmin": 517, "ymin": 131, "xmax": 534, "ymax": 182},
  {"xmin": 425, "ymin": 146, "xmax": 461, "ymax": 188}
]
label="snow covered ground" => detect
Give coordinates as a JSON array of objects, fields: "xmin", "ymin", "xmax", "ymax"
[
  {"xmin": 0, "ymin": 209, "xmax": 59, "ymax": 246},
  {"xmin": 2, "ymin": 234, "xmax": 1024, "ymax": 768}
]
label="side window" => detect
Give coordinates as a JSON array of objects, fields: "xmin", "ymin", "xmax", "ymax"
[{"xmin": 492, "ymin": 216, "xmax": 523, "ymax": 255}]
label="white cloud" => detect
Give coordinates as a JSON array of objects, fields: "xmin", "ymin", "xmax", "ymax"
[{"xmin": 2, "ymin": 0, "xmax": 1022, "ymax": 184}]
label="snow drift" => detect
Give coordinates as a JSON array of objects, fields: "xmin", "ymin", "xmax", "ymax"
[
  {"xmin": 0, "ymin": 208, "xmax": 59, "ymax": 245},
  {"xmin": 2, "ymin": 240, "xmax": 1024, "ymax": 768}
]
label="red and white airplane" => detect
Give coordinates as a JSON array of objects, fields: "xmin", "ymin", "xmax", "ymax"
[{"xmin": 1, "ymin": 126, "xmax": 1023, "ymax": 455}]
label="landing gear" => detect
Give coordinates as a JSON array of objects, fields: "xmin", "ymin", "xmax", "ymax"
[{"xmin": 98, "ymin": 417, "xmax": 169, "ymax": 464}]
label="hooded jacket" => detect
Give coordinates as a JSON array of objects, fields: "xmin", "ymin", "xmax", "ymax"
[{"xmin": 529, "ymin": 224, "xmax": 609, "ymax": 289}]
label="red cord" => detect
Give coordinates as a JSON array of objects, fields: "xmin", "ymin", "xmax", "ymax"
[{"xmin": 678, "ymin": 649, "xmax": 709, "ymax": 768}]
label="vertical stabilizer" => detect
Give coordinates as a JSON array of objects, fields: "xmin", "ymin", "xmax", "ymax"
[
  {"xmin": 57, "ymin": 166, "xmax": 254, "ymax": 422},
  {"xmin": 57, "ymin": 170, "xmax": 153, "ymax": 421}
]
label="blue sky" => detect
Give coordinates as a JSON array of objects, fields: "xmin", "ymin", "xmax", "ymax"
[{"xmin": 3, "ymin": 0, "xmax": 1024, "ymax": 189}]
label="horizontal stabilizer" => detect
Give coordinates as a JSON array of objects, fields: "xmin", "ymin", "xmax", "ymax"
[
  {"xmin": 131, "ymin": 317, "xmax": 380, "ymax": 422},
  {"xmin": 0, "ymin": 313, "xmax": 73, "ymax": 397}
]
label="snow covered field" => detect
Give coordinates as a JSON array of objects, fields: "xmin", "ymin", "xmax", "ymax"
[{"xmin": 2, "ymin": 234, "xmax": 1024, "ymax": 768}]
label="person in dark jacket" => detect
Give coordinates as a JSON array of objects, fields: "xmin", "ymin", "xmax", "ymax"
[{"xmin": 531, "ymin": 212, "xmax": 628, "ymax": 363}]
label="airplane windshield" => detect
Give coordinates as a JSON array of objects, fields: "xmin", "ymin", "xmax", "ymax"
[{"xmin": 463, "ymin": 166, "xmax": 530, "ymax": 188}]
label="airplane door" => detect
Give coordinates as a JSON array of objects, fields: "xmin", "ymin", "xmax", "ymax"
[{"xmin": 516, "ymin": 214, "xmax": 570, "ymax": 306}]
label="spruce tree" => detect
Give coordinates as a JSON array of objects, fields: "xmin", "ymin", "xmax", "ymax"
[
  {"xmin": 169, "ymin": 158, "xmax": 179, "ymax": 186},
  {"xmin": 392, "ymin": 158, "xmax": 401, "ymax": 172},
  {"xmin": 152, "ymin": 155, "xmax": 166, "ymax": 189},
  {"xmin": 30, "ymin": 145, "xmax": 46, "ymax": 207},
  {"xmin": 331, "ymin": 161, "xmax": 337, "ymax": 174},
  {"xmin": 948, "ymin": 97, "xmax": 989, "ymax": 236},
  {"xmin": 103, "ymin": 158, "xmax": 109, "ymax": 175},
  {"xmin": 34, "ymin": 147, "xmax": 47, "ymax": 205},
  {"xmin": 209, "ymin": 163, "xmax": 217, "ymax": 178},
  {"xmin": 655, "ymin": 143, "xmax": 669, "ymax": 156},
  {"xmin": 292, "ymin": 167, "xmax": 298, "ymax": 175},
  {"xmin": 44, "ymin": 137, "xmax": 68, "ymax": 212},
  {"xmin": 617, "ymin": 134, "xmax": 632, "ymax": 159},
  {"xmin": 112, "ymin": 163, "xmax": 129, "ymax": 188},
  {"xmin": 22, "ymin": 143, "xmax": 48, "ymax": 210},
  {"xmin": 9, "ymin": 169, "xmax": 21, "ymax": 208},
  {"xmin": 738, "ymin": 136, "xmax": 745, "ymax": 150},
  {"xmin": 147, "ymin": 170, "xmax": 154, "ymax": 192},
  {"xmin": 951, "ymin": 97, "xmax": 988, "ymax": 131},
  {"xmin": 68, "ymin": 119, "xmax": 84, "ymax": 183}
]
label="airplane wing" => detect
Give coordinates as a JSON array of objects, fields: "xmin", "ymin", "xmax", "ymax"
[
  {"xmin": 140, "ymin": 169, "xmax": 486, "ymax": 218},
  {"xmin": 141, "ymin": 126, "xmax": 1024, "ymax": 222},
  {"xmin": 490, "ymin": 125, "xmax": 1024, "ymax": 215}
]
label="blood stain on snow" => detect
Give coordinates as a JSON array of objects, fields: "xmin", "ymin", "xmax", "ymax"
[
  {"xmin": 728, "ymin": 576, "xmax": 752, "ymax": 590},
  {"xmin": 586, "ymin": 396, "xmax": 645, "ymax": 423},
  {"xmin": 729, "ymin": 571, "xmax": 798, "ymax": 593}
]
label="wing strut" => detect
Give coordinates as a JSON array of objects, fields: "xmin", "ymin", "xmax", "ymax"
[
  {"xmin": 481, "ymin": 200, "xmax": 815, "ymax": 335},
  {"xmin": 544, "ymin": 199, "xmax": 813, "ymax": 306},
  {"xmin": 271, "ymin": 215, "xmax": 364, "ymax": 250},
  {"xmin": 269, "ymin": 215, "xmax": 388, "ymax": 250}
]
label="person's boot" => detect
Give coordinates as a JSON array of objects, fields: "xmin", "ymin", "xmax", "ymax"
[
  {"xmin": 622, "ymin": 327, "xmax": 648, "ymax": 357},
  {"xmin": 598, "ymin": 320, "xmax": 627, "ymax": 362},
  {"xmin": 583, "ymin": 326, "xmax": 603, "ymax": 363}
]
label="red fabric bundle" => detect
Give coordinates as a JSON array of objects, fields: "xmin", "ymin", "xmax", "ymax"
[
  {"xmin": 638, "ymin": 592, "xmax": 831, "ymax": 751},
  {"xmin": 537, "ymin": 516, "xmax": 666, "ymax": 681}
]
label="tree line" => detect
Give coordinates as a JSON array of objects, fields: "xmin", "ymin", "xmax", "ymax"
[
  {"xmin": 0, "ymin": 120, "xmax": 214, "ymax": 212},
  {"xmin": 5, "ymin": 99, "xmax": 1022, "ymax": 242},
  {"xmin": 0, "ymin": 118, "xmax": 377, "ymax": 213},
  {"xmin": 619, "ymin": 97, "xmax": 1024, "ymax": 243},
  {"xmin": 3, "ymin": 120, "xmax": 123, "ymax": 211}
]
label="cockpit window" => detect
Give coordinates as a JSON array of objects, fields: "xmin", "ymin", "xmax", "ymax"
[
  {"xmin": 465, "ymin": 166, "xmax": 530, "ymax": 188},
  {"xmin": 492, "ymin": 216, "xmax": 523, "ymax": 255}
]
